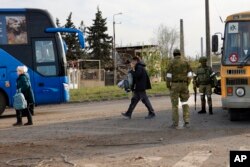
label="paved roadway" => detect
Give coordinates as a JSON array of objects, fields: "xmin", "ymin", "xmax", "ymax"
[{"xmin": 0, "ymin": 94, "xmax": 250, "ymax": 167}]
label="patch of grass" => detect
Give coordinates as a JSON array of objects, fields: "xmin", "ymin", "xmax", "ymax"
[{"xmin": 69, "ymin": 82, "xmax": 169, "ymax": 102}]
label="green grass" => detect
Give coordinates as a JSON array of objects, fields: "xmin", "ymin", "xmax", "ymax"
[
  {"xmin": 69, "ymin": 81, "xmax": 198, "ymax": 102},
  {"xmin": 69, "ymin": 82, "xmax": 169, "ymax": 102}
]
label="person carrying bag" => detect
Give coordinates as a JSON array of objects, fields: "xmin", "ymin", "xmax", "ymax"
[{"xmin": 13, "ymin": 66, "xmax": 35, "ymax": 126}]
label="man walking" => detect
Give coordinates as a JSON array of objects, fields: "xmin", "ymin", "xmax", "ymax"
[
  {"xmin": 193, "ymin": 57, "xmax": 217, "ymax": 115},
  {"xmin": 121, "ymin": 57, "xmax": 156, "ymax": 119},
  {"xmin": 166, "ymin": 49, "xmax": 193, "ymax": 129}
]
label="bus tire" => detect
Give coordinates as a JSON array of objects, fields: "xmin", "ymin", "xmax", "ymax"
[
  {"xmin": 0, "ymin": 92, "xmax": 7, "ymax": 115},
  {"xmin": 229, "ymin": 109, "xmax": 240, "ymax": 121}
]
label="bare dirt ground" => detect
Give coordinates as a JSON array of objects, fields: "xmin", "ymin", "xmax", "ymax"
[{"xmin": 1, "ymin": 95, "xmax": 250, "ymax": 167}]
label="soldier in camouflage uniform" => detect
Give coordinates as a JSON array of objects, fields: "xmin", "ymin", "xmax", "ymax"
[
  {"xmin": 166, "ymin": 49, "xmax": 193, "ymax": 129},
  {"xmin": 193, "ymin": 57, "xmax": 217, "ymax": 115}
]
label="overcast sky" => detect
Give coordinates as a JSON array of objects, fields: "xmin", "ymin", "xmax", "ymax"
[{"xmin": 1, "ymin": 0, "xmax": 250, "ymax": 57}]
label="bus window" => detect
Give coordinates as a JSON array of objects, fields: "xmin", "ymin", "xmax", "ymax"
[
  {"xmin": 224, "ymin": 22, "xmax": 250, "ymax": 64},
  {"xmin": 243, "ymin": 32, "xmax": 250, "ymax": 56},
  {"xmin": 34, "ymin": 40, "xmax": 58, "ymax": 76},
  {"xmin": 37, "ymin": 65, "xmax": 56, "ymax": 76},
  {"xmin": 35, "ymin": 41, "xmax": 55, "ymax": 63}
]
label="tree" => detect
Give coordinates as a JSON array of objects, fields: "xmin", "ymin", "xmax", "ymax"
[
  {"xmin": 63, "ymin": 12, "xmax": 84, "ymax": 61},
  {"xmin": 155, "ymin": 24, "xmax": 179, "ymax": 58},
  {"xmin": 86, "ymin": 7, "xmax": 113, "ymax": 70},
  {"xmin": 153, "ymin": 24, "xmax": 179, "ymax": 80},
  {"xmin": 141, "ymin": 47, "xmax": 161, "ymax": 78}
]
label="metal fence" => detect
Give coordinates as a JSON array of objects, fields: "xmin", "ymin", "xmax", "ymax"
[{"xmin": 68, "ymin": 68, "xmax": 107, "ymax": 89}]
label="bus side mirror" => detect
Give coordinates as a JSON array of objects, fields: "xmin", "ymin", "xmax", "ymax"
[
  {"xmin": 212, "ymin": 35, "xmax": 219, "ymax": 52},
  {"xmin": 45, "ymin": 28, "xmax": 85, "ymax": 48}
]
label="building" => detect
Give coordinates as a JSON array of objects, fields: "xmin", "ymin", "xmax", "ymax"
[{"xmin": 116, "ymin": 45, "xmax": 161, "ymax": 82}]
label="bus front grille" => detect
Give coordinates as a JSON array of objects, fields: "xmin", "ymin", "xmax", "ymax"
[
  {"xmin": 226, "ymin": 78, "xmax": 248, "ymax": 85},
  {"xmin": 227, "ymin": 69, "xmax": 246, "ymax": 75}
]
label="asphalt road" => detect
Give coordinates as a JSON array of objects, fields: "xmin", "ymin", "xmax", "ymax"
[{"xmin": 0, "ymin": 94, "xmax": 250, "ymax": 167}]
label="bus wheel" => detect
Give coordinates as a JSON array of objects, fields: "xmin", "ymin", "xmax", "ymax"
[
  {"xmin": 0, "ymin": 92, "xmax": 7, "ymax": 115},
  {"xmin": 229, "ymin": 109, "xmax": 240, "ymax": 121}
]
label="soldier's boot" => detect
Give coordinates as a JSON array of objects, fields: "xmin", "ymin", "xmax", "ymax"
[
  {"xmin": 182, "ymin": 103, "xmax": 190, "ymax": 128},
  {"xmin": 198, "ymin": 95, "xmax": 206, "ymax": 114},
  {"xmin": 198, "ymin": 101, "xmax": 206, "ymax": 114},
  {"xmin": 209, "ymin": 106, "xmax": 213, "ymax": 115},
  {"xmin": 170, "ymin": 106, "xmax": 179, "ymax": 128},
  {"xmin": 207, "ymin": 95, "xmax": 213, "ymax": 115}
]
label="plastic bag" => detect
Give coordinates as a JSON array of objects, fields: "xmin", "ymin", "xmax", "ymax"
[{"xmin": 117, "ymin": 72, "xmax": 133, "ymax": 92}]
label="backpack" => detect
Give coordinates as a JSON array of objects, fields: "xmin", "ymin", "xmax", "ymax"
[
  {"xmin": 13, "ymin": 89, "xmax": 27, "ymax": 110},
  {"xmin": 196, "ymin": 67, "xmax": 212, "ymax": 85}
]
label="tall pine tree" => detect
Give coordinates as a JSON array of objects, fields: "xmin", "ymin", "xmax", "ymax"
[
  {"xmin": 63, "ymin": 12, "xmax": 83, "ymax": 61},
  {"xmin": 86, "ymin": 7, "xmax": 113, "ymax": 69}
]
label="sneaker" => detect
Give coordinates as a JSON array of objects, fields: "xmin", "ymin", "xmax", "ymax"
[
  {"xmin": 121, "ymin": 112, "xmax": 131, "ymax": 119},
  {"xmin": 184, "ymin": 122, "xmax": 190, "ymax": 128},
  {"xmin": 145, "ymin": 113, "xmax": 156, "ymax": 119},
  {"xmin": 13, "ymin": 122, "xmax": 23, "ymax": 126},
  {"xmin": 24, "ymin": 122, "xmax": 33, "ymax": 126}
]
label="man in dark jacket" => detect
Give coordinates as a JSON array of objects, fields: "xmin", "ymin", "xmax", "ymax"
[{"xmin": 121, "ymin": 57, "xmax": 155, "ymax": 119}]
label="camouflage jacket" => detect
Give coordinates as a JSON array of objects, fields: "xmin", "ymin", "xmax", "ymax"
[
  {"xmin": 166, "ymin": 56, "xmax": 192, "ymax": 82},
  {"xmin": 193, "ymin": 65, "xmax": 217, "ymax": 87}
]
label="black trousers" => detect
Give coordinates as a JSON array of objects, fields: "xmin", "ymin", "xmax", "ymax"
[
  {"xmin": 15, "ymin": 104, "xmax": 33, "ymax": 123},
  {"xmin": 126, "ymin": 91, "xmax": 154, "ymax": 116}
]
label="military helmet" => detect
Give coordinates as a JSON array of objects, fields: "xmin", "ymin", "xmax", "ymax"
[
  {"xmin": 199, "ymin": 56, "xmax": 207, "ymax": 63},
  {"xmin": 173, "ymin": 49, "xmax": 181, "ymax": 56}
]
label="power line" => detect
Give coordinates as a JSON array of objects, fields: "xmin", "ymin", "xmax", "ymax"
[{"xmin": 213, "ymin": 0, "xmax": 224, "ymax": 23}]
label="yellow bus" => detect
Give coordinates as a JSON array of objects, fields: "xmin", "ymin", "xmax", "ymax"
[{"xmin": 212, "ymin": 11, "xmax": 250, "ymax": 121}]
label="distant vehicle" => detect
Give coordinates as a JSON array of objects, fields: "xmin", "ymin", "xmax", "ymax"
[
  {"xmin": 0, "ymin": 8, "xmax": 85, "ymax": 115},
  {"xmin": 212, "ymin": 11, "xmax": 250, "ymax": 121}
]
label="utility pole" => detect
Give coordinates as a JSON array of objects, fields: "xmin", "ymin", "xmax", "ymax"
[
  {"xmin": 180, "ymin": 19, "xmax": 185, "ymax": 57},
  {"xmin": 205, "ymin": 0, "xmax": 212, "ymax": 67},
  {"xmin": 201, "ymin": 37, "xmax": 204, "ymax": 57},
  {"xmin": 113, "ymin": 12, "xmax": 122, "ymax": 85}
]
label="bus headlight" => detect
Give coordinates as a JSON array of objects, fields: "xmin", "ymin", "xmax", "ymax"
[{"xmin": 235, "ymin": 87, "xmax": 245, "ymax": 97}]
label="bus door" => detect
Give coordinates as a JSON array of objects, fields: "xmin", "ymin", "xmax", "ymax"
[{"xmin": 32, "ymin": 38, "xmax": 61, "ymax": 104}]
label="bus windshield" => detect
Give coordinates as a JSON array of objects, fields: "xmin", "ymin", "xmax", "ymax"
[{"xmin": 223, "ymin": 21, "xmax": 250, "ymax": 65}]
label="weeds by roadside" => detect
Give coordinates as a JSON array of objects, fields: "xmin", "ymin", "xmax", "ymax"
[{"xmin": 69, "ymin": 82, "xmax": 169, "ymax": 102}]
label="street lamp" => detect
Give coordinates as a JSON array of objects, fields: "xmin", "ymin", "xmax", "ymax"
[{"xmin": 113, "ymin": 12, "xmax": 122, "ymax": 85}]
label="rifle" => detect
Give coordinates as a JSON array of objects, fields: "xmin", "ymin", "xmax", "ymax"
[{"xmin": 194, "ymin": 86, "xmax": 197, "ymax": 110}]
